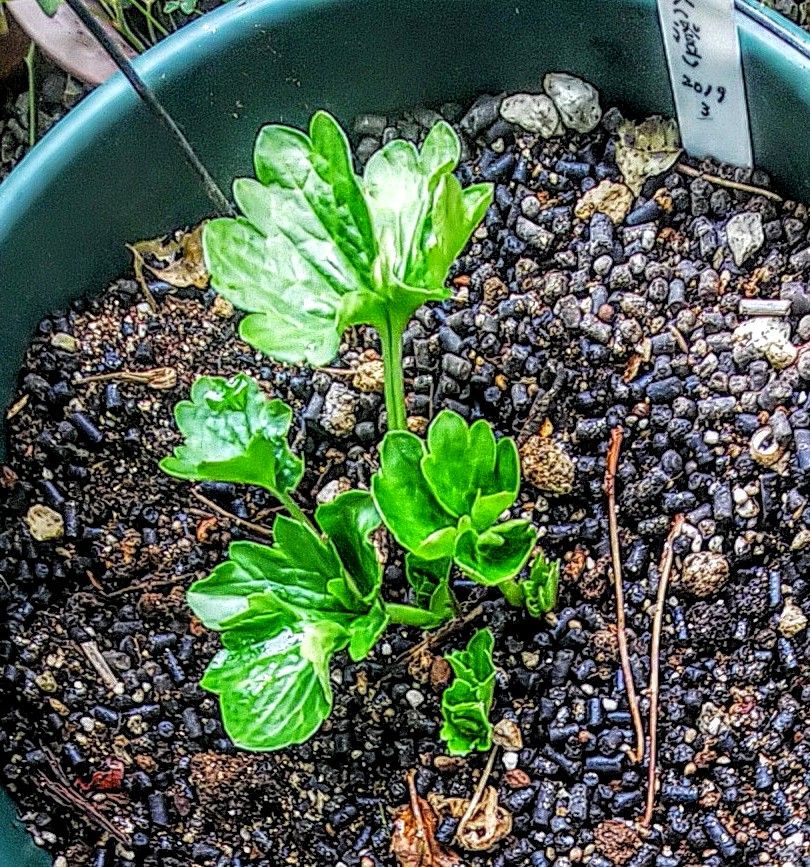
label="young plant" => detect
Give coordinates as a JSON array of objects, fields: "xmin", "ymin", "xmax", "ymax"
[
  {"xmin": 372, "ymin": 409, "xmax": 536, "ymax": 604},
  {"xmin": 521, "ymin": 551, "xmax": 560, "ymax": 617},
  {"xmin": 440, "ymin": 628, "xmax": 496, "ymax": 755},
  {"xmin": 202, "ymin": 111, "xmax": 493, "ymax": 430}
]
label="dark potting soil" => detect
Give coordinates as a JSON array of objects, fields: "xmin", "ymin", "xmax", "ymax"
[{"xmin": 2, "ymin": 91, "xmax": 810, "ymax": 867}]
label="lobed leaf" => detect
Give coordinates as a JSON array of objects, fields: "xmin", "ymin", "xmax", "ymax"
[
  {"xmin": 160, "ymin": 373, "xmax": 302, "ymax": 498},
  {"xmin": 200, "ymin": 621, "xmax": 345, "ymax": 751},
  {"xmin": 440, "ymin": 628, "xmax": 496, "ymax": 755},
  {"xmin": 190, "ymin": 491, "xmax": 391, "ymax": 750}
]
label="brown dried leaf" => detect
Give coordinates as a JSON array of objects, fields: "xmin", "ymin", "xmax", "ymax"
[
  {"xmin": 615, "ymin": 116, "xmax": 682, "ymax": 195},
  {"xmin": 391, "ymin": 772, "xmax": 460, "ymax": 867},
  {"xmin": 129, "ymin": 223, "xmax": 209, "ymax": 289}
]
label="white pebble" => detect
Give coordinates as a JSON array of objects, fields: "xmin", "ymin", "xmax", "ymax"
[
  {"xmin": 502, "ymin": 751, "xmax": 519, "ymax": 771},
  {"xmin": 405, "ymin": 688, "xmax": 425, "ymax": 709}
]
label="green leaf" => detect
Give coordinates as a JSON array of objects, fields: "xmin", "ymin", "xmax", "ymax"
[
  {"xmin": 160, "ymin": 373, "xmax": 302, "ymax": 498},
  {"xmin": 200, "ymin": 620, "xmax": 347, "ymax": 751},
  {"xmin": 521, "ymin": 552, "xmax": 560, "ymax": 617},
  {"xmin": 347, "ymin": 599, "xmax": 389, "ymax": 661},
  {"xmin": 371, "ymin": 430, "xmax": 457, "ymax": 559},
  {"xmin": 372, "ymin": 410, "xmax": 535, "ymax": 586},
  {"xmin": 315, "ymin": 490, "xmax": 382, "ymax": 603},
  {"xmin": 34, "ymin": 0, "xmax": 61, "ymax": 15},
  {"xmin": 405, "ymin": 553, "xmax": 456, "ymax": 625},
  {"xmin": 454, "ymin": 519, "xmax": 536, "ymax": 586},
  {"xmin": 188, "ymin": 512, "xmax": 370, "ymax": 631},
  {"xmin": 189, "ymin": 494, "xmax": 392, "ymax": 751},
  {"xmin": 440, "ymin": 628, "xmax": 495, "ymax": 755},
  {"xmin": 203, "ymin": 112, "xmax": 493, "ymax": 369}
]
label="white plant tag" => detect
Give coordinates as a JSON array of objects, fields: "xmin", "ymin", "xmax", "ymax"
[{"xmin": 657, "ymin": 0, "xmax": 753, "ymax": 168}]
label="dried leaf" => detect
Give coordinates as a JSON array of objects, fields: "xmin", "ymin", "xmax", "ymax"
[
  {"xmin": 391, "ymin": 772, "xmax": 460, "ymax": 867},
  {"xmin": 129, "ymin": 223, "xmax": 209, "ymax": 289},
  {"xmin": 430, "ymin": 786, "xmax": 512, "ymax": 852},
  {"xmin": 615, "ymin": 116, "xmax": 682, "ymax": 196}
]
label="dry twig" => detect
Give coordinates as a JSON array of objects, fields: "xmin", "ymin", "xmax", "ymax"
[
  {"xmin": 640, "ymin": 513, "xmax": 684, "ymax": 828},
  {"xmin": 79, "ymin": 640, "xmax": 121, "ymax": 692},
  {"xmin": 190, "ymin": 489, "xmax": 273, "ymax": 538},
  {"xmin": 676, "ymin": 162, "xmax": 783, "ymax": 203},
  {"xmin": 397, "ymin": 595, "xmax": 486, "ymax": 665},
  {"xmin": 603, "ymin": 427, "xmax": 645, "ymax": 764},
  {"xmin": 36, "ymin": 771, "xmax": 130, "ymax": 845},
  {"xmin": 455, "ymin": 746, "xmax": 497, "ymax": 845}
]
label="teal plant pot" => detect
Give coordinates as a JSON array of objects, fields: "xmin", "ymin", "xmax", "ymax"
[{"xmin": 0, "ymin": 0, "xmax": 808, "ymax": 859}]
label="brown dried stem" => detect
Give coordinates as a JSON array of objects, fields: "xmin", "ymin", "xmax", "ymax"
[
  {"xmin": 603, "ymin": 426, "xmax": 645, "ymax": 764},
  {"xmin": 640, "ymin": 513, "xmax": 684, "ymax": 828},
  {"xmin": 190, "ymin": 489, "xmax": 273, "ymax": 538},
  {"xmin": 36, "ymin": 771, "xmax": 130, "ymax": 845},
  {"xmin": 676, "ymin": 162, "xmax": 783, "ymax": 203},
  {"xmin": 455, "ymin": 746, "xmax": 497, "ymax": 845},
  {"xmin": 397, "ymin": 595, "xmax": 486, "ymax": 665}
]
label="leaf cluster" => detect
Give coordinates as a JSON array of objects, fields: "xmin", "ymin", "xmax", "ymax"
[
  {"xmin": 372, "ymin": 410, "xmax": 536, "ymax": 589},
  {"xmin": 203, "ymin": 112, "xmax": 492, "ymax": 369},
  {"xmin": 440, "ymin": 628, "xmax": 496, "ymax": 755}
]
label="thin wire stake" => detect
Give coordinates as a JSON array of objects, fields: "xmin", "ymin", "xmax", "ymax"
[{"xmin": 62, "ymin": 0, "xmax": 235, "ymax": 216}]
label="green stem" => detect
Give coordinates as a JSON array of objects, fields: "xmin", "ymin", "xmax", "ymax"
[
  {"xmin": 24, "ymin": 44, "xmax": 35, "ymax": 149},
  {"xmin": 380, "ymin": 312, "xmax": 407, "ymax": 432},
  {"xmin": 278, "ymin": 491, "xmax": 316, "ymax": 532},
  {"xmin": 386, "ymin": 602, "xmax": 441, "ymax": 629},
  {"xmin": 499, "ymin": 578, "xmax": 524, "ymax": 608}
]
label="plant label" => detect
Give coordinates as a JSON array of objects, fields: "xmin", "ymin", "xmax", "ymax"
[{"xmin": 657, "ymin": 0, "xmax": 753, "ymax": 168}]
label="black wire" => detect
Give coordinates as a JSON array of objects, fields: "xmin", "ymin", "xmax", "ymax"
[{"xmin": 62, "ymin": 0, "xmax": 235, "ymax": 216}]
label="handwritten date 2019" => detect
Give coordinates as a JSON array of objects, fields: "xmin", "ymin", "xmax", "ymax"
[{"xmin": 681, "ymin": 74, "xmax": 727, "ymax": 118}]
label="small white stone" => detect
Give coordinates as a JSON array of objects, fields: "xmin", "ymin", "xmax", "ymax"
[
  {"xmin": 602, "ymin": 698, "xmax": 618, "ymax": 712},
  {"xmin": 405, "ymin": 688, "xmax": 425, "ymax": 709},
  {"xmin": 543, "ymin": 73, "xmax": 602, "ymax": 133},
  {"xmin": 500, "ymin": 92, "xmax": 563, "ymax": 137},
  {"xmin": 726, "ymin": 212, "xmax": 764, "ymax": 266},
  {"xmin": 502, "ymin": 751, "xmax": 519, "ymax": 771}
]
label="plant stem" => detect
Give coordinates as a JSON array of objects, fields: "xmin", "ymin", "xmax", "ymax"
[
  {"xmin": 278, "ymin": 491, "xmax": 316, "ymax": 532},
  {"xmin": 499, "ymin": 578, "xmax": 524, "ymax": 607},
  {"xmin": 62, "ymin": 0, "xmax": 234, "ymax": 216},
  {"xmin": 380, "ymin": 312, "xmax": 407, "ymax": 431},
  {"xmin": 386, "ymin": 602, "xmax": 442, "ymax": 629},
  {"xmin": 24, "ymin": 43, "xmax": 36, "ymax": 149},
  {"xmin": 604, "ymin": 426, "xmax": 645, "ymax": 764},
  {"xmin": 640, "ymin": 512, "xmax": 684, "ymax": 828}
]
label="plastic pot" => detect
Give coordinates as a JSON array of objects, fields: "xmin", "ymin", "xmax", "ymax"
[{"xmin": 0, "ymin": 0, "xmax": 808, "ymax": 858}]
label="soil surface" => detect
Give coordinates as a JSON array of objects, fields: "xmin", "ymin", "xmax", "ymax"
[{"xmin": 2, "ymin": 92, "xmax": 810, "ymax": 867}]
